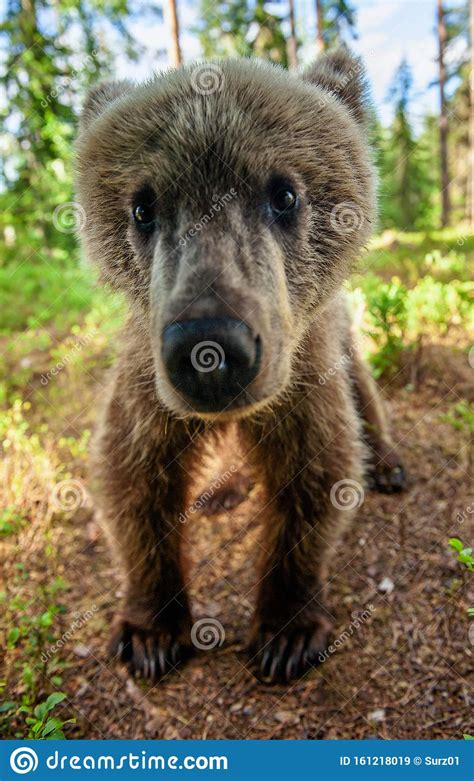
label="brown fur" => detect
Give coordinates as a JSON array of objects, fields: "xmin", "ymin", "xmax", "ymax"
[{"xmin": 76, "ymin": 49, "xmax": 405, "ymax": 683}]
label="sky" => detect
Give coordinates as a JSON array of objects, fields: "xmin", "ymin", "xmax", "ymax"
[{"xmin": 115, "ymin": 0, "xmax": 443, "ymax": 129}]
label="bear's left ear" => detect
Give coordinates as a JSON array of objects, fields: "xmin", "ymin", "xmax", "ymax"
[
  {"xmin": 79, "ymin": 80, "xmax": 134, "ymax": 132},
  {"xmin": 302, "ymin": 47, "xmax": 370, "ymax": 126}
]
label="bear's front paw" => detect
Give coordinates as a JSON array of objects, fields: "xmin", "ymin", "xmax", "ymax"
[
  {"xmin": 109, "ymin": 619, "xmax": 193, "ymax": 682},
  {"xmin": 249, "ymin": 614, "xmax": 332, "ymax": 684},
  {"xmin": 369, "ymin": 458, "xmax": 407, "ymax": 493}
]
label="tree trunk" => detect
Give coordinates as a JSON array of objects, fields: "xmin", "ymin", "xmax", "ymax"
[
  {"xmin": 315, "ymin": 0, "xmax": 325, "ymax": 52},
  {"xmin": 287, "ymin": 0, "xmax": 298, "ymax": 69},
  {"xmin": 437, "ymin": 0, "xmax": 450, "ymax": 227},
  {"xmin": 469, "ymin": 0, "xmax": 474, "ymax": 226},
  {"xmin": 164, "ymin": 0, "xmax": 182, "ymax": 67}
]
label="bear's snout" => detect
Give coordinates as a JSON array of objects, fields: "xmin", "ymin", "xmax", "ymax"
[{"xmin": 161, "ymin": 317, "xmax": 261, "ymax": 413}]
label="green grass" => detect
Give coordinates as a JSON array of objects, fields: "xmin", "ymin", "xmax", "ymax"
[{"xmin": 361, "ymin": 227, "xmax": 474, "ymax": 285}]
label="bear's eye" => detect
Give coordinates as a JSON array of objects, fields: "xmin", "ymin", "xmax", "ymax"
[
  {"xmin": 270, "ymin": 188, "xmax": 298, "ymax": 215},
  {"xmin": 133, "ymin": 203, "xmax": 156, "ymax": 232}
]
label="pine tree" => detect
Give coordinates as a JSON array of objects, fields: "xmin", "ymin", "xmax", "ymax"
[
  {"xmin": 379, "ymin": 60, "xmax": 437, "ymax": 230},
  {"xmin": 437, "ymin": 0, "xmax": 451, "ymax": 226},
  {"xmin": 1, "ymin": 1, "xmax": 139, "ymax": 255}
]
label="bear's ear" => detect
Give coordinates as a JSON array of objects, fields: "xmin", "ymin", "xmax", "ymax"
[
  {"xmin": 79, "ymin": 80, "xmax": 134, "ymax": 131},
  {"xmin": 302, "ymin": 48, "xmax": 370, "ymax": 126}
]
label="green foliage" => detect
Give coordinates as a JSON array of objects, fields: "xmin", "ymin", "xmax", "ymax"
[
  {"xmin": 449, "ymin": 537, "xmax": 474, "ymax": 571},
  {"xmin": 318, "ymin": 0, "xmax": 357, "ymax": 48},
  {"xmin": 0, "ymin": 576, "xmax": 75, "ymax": 738},
  {"xmin": 360, "ymin": 277, "xmax": 408, "ymax": 378},
  {"xmin": 376, "ymin": 62, "xmax": 438, "ymax": 230},
  {"xmin": 442, "ymin": 402, "xmax": 474, "ymax": 434},
  {"xmin": 22, "ymin": 693, "xmax": 75, "ymax": 740},
  {"xmin": 350, "ymin": 234, "xmax": 473, "ymax": 380},
  {"xmin": 0, "ymin": 508, "xmax": 26, "ymax": 537},
  {"xmin": 196, "ymin": 0, "xmax": 288, "ymax": 64},
  {"xmin": 0, "ymin": 0, "xmax": 139, "ymax": 300}
]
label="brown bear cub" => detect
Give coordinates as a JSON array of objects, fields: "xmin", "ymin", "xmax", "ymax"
[{"xmin": 76, "ymin": 49, "xmax": 405, "ymax": 684}]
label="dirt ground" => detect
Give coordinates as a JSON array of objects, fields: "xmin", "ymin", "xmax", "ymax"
[{"xmin": 2, "ymin": 349, "xmax": 473, "ymax": 740}]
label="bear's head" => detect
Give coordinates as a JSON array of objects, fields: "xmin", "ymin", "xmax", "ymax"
[{"xmin": 76, "ymin": 49, "xmax": 375, "ymax": 419}]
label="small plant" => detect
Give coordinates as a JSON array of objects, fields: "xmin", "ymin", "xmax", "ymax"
[
  {"xmin": 363, "ymin": 277, "xmax": 408, "ymax": 378},
  {"xmin": 21, "ymin": 692, "xmax": 74, "ymax": 739},
  {"xmin": 449, "ymin": 538, "xmax": 474, "ymax": 571},
  {"xmin": 449, "ymin": 539, "xmax": 473, "ymax": 741},
  {"xmin": 0, "ymin": 507, "xmax": 26, "ymax": 536},
  {"xmin": 443, "ymin": 402, "xmax": 474, "ymax": 435}
]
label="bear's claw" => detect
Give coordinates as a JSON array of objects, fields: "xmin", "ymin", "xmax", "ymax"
[
  {"xmin": 109, "ymin": 620, "xmax": 193, "ymax": 682},
  {"xmin": 249, "ymin": 616, "xmax": 332, "ymax": 684}
]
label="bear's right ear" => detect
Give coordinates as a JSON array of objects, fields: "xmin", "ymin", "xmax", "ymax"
[
  {"xmin": 302, "ymin": 47, "xmax": 370, "ymax": 126},
  {"xmin": 79, "ymin": 80, "xmax": 134, "ymax": 131}
]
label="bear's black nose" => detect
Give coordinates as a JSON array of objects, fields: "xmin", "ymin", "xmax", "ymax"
[{"xmin": 161, "ymin": 317, "xmax": 261, "ymax": 412}]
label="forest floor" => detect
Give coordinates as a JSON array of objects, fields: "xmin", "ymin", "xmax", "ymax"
[
  {"xmin": 2, "ymin": 346, "xmax": 473, "ymax": 740},
  {"xmin": 1, "ymin": 230, "xmax": 473, "ymax": 739}
]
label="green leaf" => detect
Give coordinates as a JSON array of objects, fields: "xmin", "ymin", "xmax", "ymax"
[
  {"xmin": 463, "ymin": 734, "xmax": 474, "ymax": 740},
  {"xmin": 45, "ymin": 730, "xmax": 65, "ymax": 739},
  {"xmin": 34, "ymin": 702, "xmax": 48, "ymax": 720},
  {"xmin": 39, "ymin": 611, "xmax": 53, "ymax": 627},
  {"xmin": 0, "ymin": 701, "xmax": 16, "ymax": 713},
  {"xmin": 41, "ymin": 717, "xmax": 63, "ymax": 736},
  {"xmin": 45, "ymin": 692, "xmax": 66, "ymax": 711},
  {"xmin": 7, "ymin": 627, "xmax": 20, "ymax": 645},
  {"xmin": 449, "ymin": 537, "xmax": 463, "ymax": 552}
]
